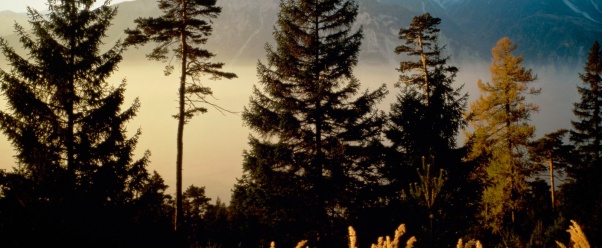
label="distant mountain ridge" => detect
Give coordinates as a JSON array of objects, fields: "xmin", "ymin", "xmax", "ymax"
[
  {"xmin": 1, "ymin": 0, "xmax": 599, "ymax": 67},
  {"xmin": 370, "ymin": 0, "xmax": 601, "ymax": 65},
  {"xmin": 0, "ymin": 11, "xmax": 29, "ymax": 37}
]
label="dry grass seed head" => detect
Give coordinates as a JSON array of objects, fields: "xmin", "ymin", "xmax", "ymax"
[
  {"xmin": 349, "ymin": 226, "xmax": 358, "ymax": 248},
  {"xmin": 457, "ymin": 239, "xmax": 483, "ymax": 248},
  {"xmin": 295, "ymin": 240, "xmax": 308, "ymax": 248}
]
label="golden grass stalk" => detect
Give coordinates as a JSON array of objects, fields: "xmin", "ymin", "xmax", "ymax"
[
  {"xmin": 556, "ymin": 220, "xmax": 590, "ymax": 248},
  {"xmin": 405, "ymin": 236, "xmax": 417, "ymax": 248},
  {"xmin": 456, "ymin": 238, "xmax": 483, "ymax": 248},
  {"xmin": 295, "ymin": 240, "xmax": 308, "ymax": 248},
  {"xmin": 369, "ymin": 224, "xmax": 415, "ymax": 248},
  {"xmin": 567, "ymin": 220, "xmax": 590, "ymax": 248},
  {"xmin": 270, "ymin": 240, "xmax": 306, "ymax": 248},
  {"xmin": 349, "ymin": 226, "xmax": 358, "ymax": 248},
  {"xmin": 393, "ymin": 224, "xmax": 406, "ymax": 245}
]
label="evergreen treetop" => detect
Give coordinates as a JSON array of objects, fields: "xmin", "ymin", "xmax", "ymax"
[
  {"xmin": 384, "ymin": 13, "xmax": 468, "ymax": 247},
  {"xmin": 571, "ymin": 40, "xmax": 602, "ymax": 163},
  {"xmin": 0, "ymin": 0, "xmax": 162, "ymax": 246},
  {"xmin": 395, "ymin": 13, "xmax": 442, "ymax": 102},
  {"xmin": 125, "ymin": 0, "xmax": 236, "ymax": 233},
  {"xmin": 233, "ymin": 0, "xmax": 387, "ymax": 246},
  {"xmin": 563, "ymin": 40, "xmax": 602, "ymax": 246},
  {"xmin": 0, "ymin": 0, "xmax": 149, "ymax": 204},
  {"xmin": 466, "ymin": 37, "xmax": 539, "ymax": 240},
  {"xmin": 387, "ymin": 13, "xmax": 466, "ymax": 160}
]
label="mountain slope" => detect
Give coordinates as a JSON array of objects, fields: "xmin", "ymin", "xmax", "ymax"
[
  {"xmin": 370, "ymin": 0, "xmax": 601, "ymax": 65},
  {"xmin": 0, "ymin": 11, "xmax": 28, "ymax": 37},
  {"xmin": 445, "ymin": 0, "xmax": 601, "ymax": 64},
  {"xmin": 1, "ymin": 0, "xmax": 598, "ymax": 66}
]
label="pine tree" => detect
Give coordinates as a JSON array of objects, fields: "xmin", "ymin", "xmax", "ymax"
[
  {"xmin": 231, "ymin": 0, "xmax": 387, "ymax": 246},
  {"xmin": 124, "ymin": 0, "xmax": 237, "ymax": 232},
  {"xmin": 563, "ymin": 40, "xmax": 602, "ymax": 246},
  {"xmin": 386, "ymin": 13, "xmax": 466, "ymax": 170},
  {"xmin": 395, "ymin": 13, "xmax": 442, "ymax": 107},
  {"xmin": 0, "ymin": 0, "xmax": 152, "ymax": 245},
  {"xmin": 384, "ymin": 14, "xmax": 467, "ymax": 246},
  {"xmin": 530, "ymin": 129, "xmax": 574, "ymax": 208},
  {"xmin": 466, "ymin": 37, "xmax": 540, "ymax": 243},
  {"xmin": 529, "ymin": 129, "xmax": 573, "ymax": 209}
]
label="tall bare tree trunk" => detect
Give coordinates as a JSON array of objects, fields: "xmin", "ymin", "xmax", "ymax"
[
  {"xmin": 549, "ymin": 151, "xmax": 555, "ymax": 209},
  {"xmin": 67, "ymin": 6, "xmax": 76, "ymax": 185},
  {"xmin": 175, "ymin": 0, "xmax": 187, "ymax": 236}
]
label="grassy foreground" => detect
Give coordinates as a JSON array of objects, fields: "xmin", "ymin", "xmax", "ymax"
[{"xmin": 269, "ymin": 220, "xmax": 589, "ymax": 248}]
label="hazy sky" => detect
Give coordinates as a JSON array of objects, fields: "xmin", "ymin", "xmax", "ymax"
[{"xmin": 1, "ymin": 0, "xmax": 131, "ymax": 13}]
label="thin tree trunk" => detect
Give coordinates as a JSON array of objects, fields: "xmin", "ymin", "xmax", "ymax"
[
  {"xmin": 417, "ymin": 33, "xmax": 433, "ymax": 156},
  {"xmin": 67, "ymin": 3, "xmax": 76, "ymax": 186},
  {"xmin": 175, "ymin": 0, "xmax": 187, "ymax": 235},
  {"xmin": 549, "ymin": 151, "xmax": 555, "ymax": 209},
  {"xmin": 313, "ymin": 0, "xmax": 328, "ymax": 243},
  {"xmin": 505, "ymin": 84, "xmax": 515, "ymax": 225},
  {"xmin": 314, "ymin": 0, "xmax": 322, "ymax": 188}
]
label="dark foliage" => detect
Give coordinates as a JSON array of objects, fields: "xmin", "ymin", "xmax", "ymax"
[
  {"xmin": 562, "ymin": 40, "xmax": 602, "ymax": 246},
  {"xmin": 0, "ymin": 1, "xmax": 600, "ymax": 247},
  {"xmin": 382, "ymin": 13, "xmax": 471, "ymax": 247},
  {"xmin": 231, "ymin": 0, "xmax": 387, "ymax": 246},
  {"xmin": 0, "ymin": 0, "xmax": 175, "ymax": 245}
]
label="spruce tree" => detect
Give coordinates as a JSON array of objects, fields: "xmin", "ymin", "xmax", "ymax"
[
  {"xmin": 466, "ymin": 37, "xmax": 540, "ymax": 244},
  {"xmin": 0, "ymin": 0, "xmax": 149, "ymax": 205},
  {"xmin": 124, "ymin": 0, "xmax": 237, "ymax": 232},
  {"xmin": 571, "ymin": 41, "xmax": 602, "ymax": 162},
  {"xmin": 231, "ymin": 0, "xmax": 387, "ymax": 246},
  {"xmin": 564, "ymin": 40, "xmax": 602, "ymax": 245},
  {"xmin": 0, "ymin": 0, "xmax": 152, "ymax": 245}
]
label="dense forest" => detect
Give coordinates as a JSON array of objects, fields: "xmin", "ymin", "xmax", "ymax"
[{"xmin": 0, "ymin": 0, "xmax": 600, "ymax": 247}]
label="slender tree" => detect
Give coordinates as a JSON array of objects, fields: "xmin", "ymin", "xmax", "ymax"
[
  {"xmin": 407, "ymin": 156, "xmax": 446, "ymax": 246},
  {"xmin": 0, "ymin": 0, "xmax": 152, "ymax": 245},
  {"xmin": 384, "ymin": 14, "xmax": 468, "ymax": 246},
  {"xmin": 466, "ymin": 37, "xmax": 540, "ymax": 244},
  {"xmin": 124, "ymin": 0, "xmax": 237, "ymax": 232},
  {"xmin": 529, "ymin": 129, "xmax": 573, "ymax": 209},
  {"xmin": 395, "ymin": 13, "xmax": 441, "ymax": 106},
  {"xmin": 231, "ymin": 0, "xmax": 387, "ymax": 246},
  {"xmin": 387, "ymin": 13, "xmax": 467, "ymax": 164}
]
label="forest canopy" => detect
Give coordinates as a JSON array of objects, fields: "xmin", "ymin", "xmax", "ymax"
[{"xmin": 0, "ymin": 0, "xmax": 600, "ymax": 247}]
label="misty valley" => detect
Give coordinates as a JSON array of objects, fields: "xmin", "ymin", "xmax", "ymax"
[{"xmin": 0, "ymin": 0, "xmax": 600, "ymax": 247}]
